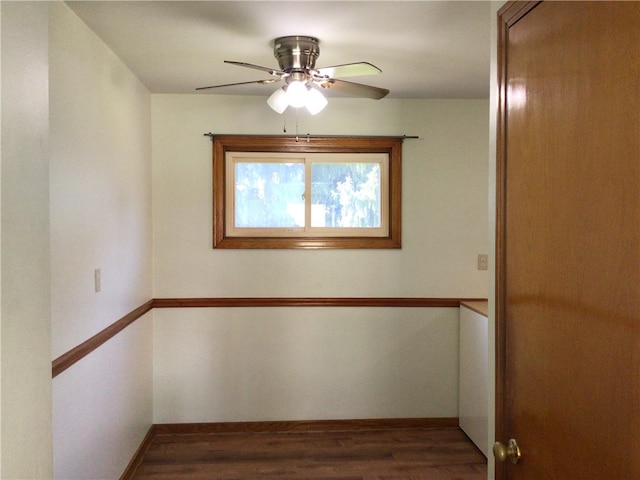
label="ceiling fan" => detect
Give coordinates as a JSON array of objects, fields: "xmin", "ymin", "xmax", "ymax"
[{"xmin": 196, "ymin": 36, "xmax": 390, "ymax": 114}]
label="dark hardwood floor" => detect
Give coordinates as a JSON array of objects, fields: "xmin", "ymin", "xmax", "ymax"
[{"xmin": 130, "ymin": 427, "xmax": 487, "ymax": 480}]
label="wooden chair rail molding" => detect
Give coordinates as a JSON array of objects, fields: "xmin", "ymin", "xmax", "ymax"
[
  {"xmin": 52, "ymin": 296, "xmax": 487, "ymax": 378},
  {"xmin": 152, "ymin": 297, "xmax": 481, "ymax": 308},
  {"xmin": 52, "ymin": 300, "xmax": 154, "ymax": 378}
]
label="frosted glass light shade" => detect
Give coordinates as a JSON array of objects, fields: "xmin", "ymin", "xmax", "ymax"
[
  {"xmin": 306, "ymin": 87, "xmax": 328, "ymax": 115},
  {"xmin": 267, "ymin": 82, "xmax": 327, "ymax": 115},
  {"xmin": 267, "ymin": 87, "xmax": 288, "ymax": 114},
  {"xmin": 285, "ymin": 81, "xmax": 308, "ymax": 108}
]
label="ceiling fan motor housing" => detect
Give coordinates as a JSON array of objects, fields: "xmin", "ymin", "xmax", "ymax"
[{"xmin": 273, "ymin": 36, "xmax": 320, "ymax": 72}]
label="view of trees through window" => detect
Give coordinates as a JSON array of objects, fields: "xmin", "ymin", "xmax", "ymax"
[
  {"xmin": 235, "ymin": 162, "xmax": 304, "ymax": 228},
  {"xmin": 234, "ymin": 161, "xmax": 382, "ymax": 230}
]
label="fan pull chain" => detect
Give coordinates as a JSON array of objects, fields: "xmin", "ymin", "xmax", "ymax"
[{"xmin": 281, "ymin": 110, "xmax": 309, "ymax": 142}]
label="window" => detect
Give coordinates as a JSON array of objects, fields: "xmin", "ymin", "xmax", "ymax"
[
  {"xmin": 212, "ymin": 135, "xmax": 402, "ymax": 249},
  {"xmin": 228, "ymin": 152, "xmax": 388, "ymax": 235}
]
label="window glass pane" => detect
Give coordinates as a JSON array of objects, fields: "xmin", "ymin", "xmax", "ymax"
[
  {"xmin": 310, "ymin": 162, "xmax": 381, "ymax": 228},
  {"xmin": 234, "ymin": 162, "xmax": 305, "ymax": 228}
]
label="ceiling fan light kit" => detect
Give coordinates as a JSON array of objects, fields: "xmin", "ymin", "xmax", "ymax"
[
  {"xmin": 197, "ymin": 35, "xmax": 389, "ymax": 115},
  {"xmin": 267, "ymin": 83, "xmax": 328, "ymax": 115}
]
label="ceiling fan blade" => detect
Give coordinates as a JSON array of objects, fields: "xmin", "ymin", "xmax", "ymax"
[
  {"xmin": 224, "ymin": 60, "xmax": 287, "ymax": 77},
  {"xmin": 315, "ymin": 62, "xmax": 382, "ymax": 79},
  {"xmin": 318, "ymin": 78, "xmax": 389, "ymax": 100},
  {"xmin": 195, "ymin": 78, "xmax": 281, "ymax": 91}
]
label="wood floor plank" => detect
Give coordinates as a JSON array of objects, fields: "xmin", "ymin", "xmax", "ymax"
[{"xmin": 130, "ymin": 427, "xmax": 486, "ymax": 480}]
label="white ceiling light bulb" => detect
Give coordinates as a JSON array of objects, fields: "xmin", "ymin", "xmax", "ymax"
[
  {"xmin": 285, "ymin": 80, "xmax": 309, "ymax": 108},
  {"xmin": 305, "ymin": 87, "xmax": 327, "ymax": 115},
  {"xmin": 267, "ymin": 87, "xmax": 288, "ymax": 114}
]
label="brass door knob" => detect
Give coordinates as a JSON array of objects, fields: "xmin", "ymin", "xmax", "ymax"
[{"xmin": 493, "ymin": 438, "xmax": 521, "ymax": 464}]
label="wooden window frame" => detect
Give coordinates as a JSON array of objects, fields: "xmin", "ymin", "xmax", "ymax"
[{"xmin": 212, "ymin": 135, "xmax": 402, "ymax": 249}]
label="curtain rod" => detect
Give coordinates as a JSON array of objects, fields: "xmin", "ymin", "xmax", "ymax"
[{"xmin": 203, "ymin": 132, "xmax": 419, "ymax": 141}]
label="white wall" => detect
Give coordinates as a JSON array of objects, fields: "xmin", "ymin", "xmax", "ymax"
[
  {"xmin": 1, "ymin": 2, "xmax": 53, "ymax": 477},
  {"xmin": 152, "ymin": 95, "xmax": 489, "ymax": 423},
  {"xmin": 154, "ymin": 307, "xmax": 460, "ymax": 423},
  {"xmin": 152, "ymin": 96, "xmax": 489, "ymax": 298},
  {"xmin": 49, "ymin": 4, "xmax": 153, "ymax": 479}
]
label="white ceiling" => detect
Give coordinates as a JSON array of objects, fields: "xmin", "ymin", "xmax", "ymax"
[{"xmin": 65, "ymin": 1, "xmax": 491, "ymax": 99}]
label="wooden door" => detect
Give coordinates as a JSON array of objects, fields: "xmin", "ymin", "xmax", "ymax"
[{"xmin": 496, "ymin": 2, "xmax": 640, "ymax": 479}]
